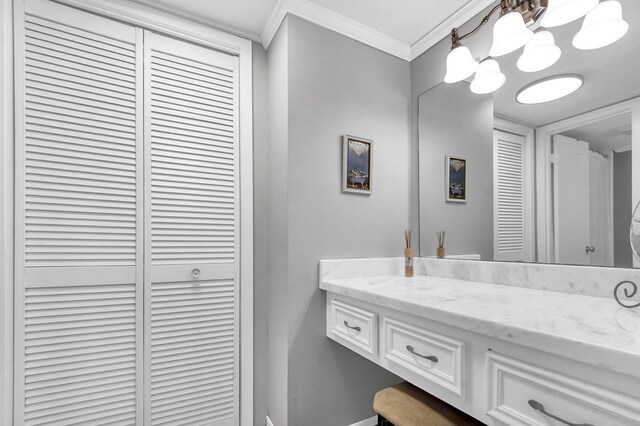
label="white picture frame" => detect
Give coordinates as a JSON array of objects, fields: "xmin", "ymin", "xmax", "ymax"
[
  {"xmin": 445, "ymin": 155, "xmax": 467, "ymax": 202},
  {"xmin": 342, "ymin": 135, "xmax": 372, "ymax": 195}
]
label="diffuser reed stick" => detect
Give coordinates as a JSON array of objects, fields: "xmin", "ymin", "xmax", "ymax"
[
  {"xmin": 437, "ymin": 231, "xmax": 445, "ymax": 258},
  {"xmin": 404, "ymin": 230, "xmax": 413, "ymax": 277}
]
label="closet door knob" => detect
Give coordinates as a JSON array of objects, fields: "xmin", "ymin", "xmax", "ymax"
[{"xmin": 191, "ymin": 268, "xmax": 201, "ymax": 278}]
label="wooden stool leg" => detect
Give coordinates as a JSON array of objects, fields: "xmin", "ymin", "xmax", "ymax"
[{"xmin": 377, "ymin": 414, "xmax": 394, "ymax": 426}]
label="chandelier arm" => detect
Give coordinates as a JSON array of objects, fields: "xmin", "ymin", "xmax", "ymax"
[{"xmin": 454, "ymin": 2, "xmax": 504, "ymax": 44}]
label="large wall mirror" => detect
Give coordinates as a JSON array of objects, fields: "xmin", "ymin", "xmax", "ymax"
[{"xmin": 419, "ymin": 0, "xmax": 640, "ymax": 268}]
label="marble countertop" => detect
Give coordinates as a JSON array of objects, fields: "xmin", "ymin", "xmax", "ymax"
[{"xmin": 321, "ymin": 274, "xmax": 640, "ymax": 378}]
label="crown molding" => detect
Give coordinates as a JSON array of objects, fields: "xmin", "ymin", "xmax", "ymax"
[
  {"xmin": 261, "ymin": 0, "xmax": 288, "ymax": 48},
  {"xmin": 124, "ymin": 0, "xmax": 497, "ymax": 62},
  {"xmin": 410, "ymin": 0, "xmax": 496, "ymax": 61},
  {"xmin": 128, "ymin": 0, "xmax": 262, "ymax": 42},
  {"xmin": 261, "ymin": 0, "xmax": 411, "ymax": 61}
]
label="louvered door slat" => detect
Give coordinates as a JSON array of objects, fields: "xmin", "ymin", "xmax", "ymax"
[
  {"xmin": 23, "ymin": 285, "xmax": 137, "ymax": 425},
  {"xmin": 16, "ymin": 0, "xmax": 142, "ymax": 424},
  {"xmin": 494, "ymin": 130, "xmax": 526, "ymax": 261},
  {"xmin": 145, "ymin": 31, "xmax": 238, "ymax": 426}
]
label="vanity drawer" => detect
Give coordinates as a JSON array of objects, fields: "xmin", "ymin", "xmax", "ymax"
[
  {"xmin": 329, "ymin": 299, "xmax": 378, "ymax": 359},
  {"xmin": 382, "ymin": 317, "xmax": 464, "ymax": 397},
  {"xmin": 487, "ymin": 351, "xmax": 640, "ymax": 426}
]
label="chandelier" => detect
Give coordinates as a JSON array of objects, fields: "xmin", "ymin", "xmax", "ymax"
[{"xmin": 444, "ymin": 0, "xmax": 629, "ymax": 100}]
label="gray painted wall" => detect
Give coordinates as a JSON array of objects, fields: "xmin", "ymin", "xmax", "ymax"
[
  {"xmin": 286, "ymin": 16, "xmax": 410, "ymax": 425},
  {"xmin": 418, "ymin": 83, "xmax": 494, "ymax": 259},
  {"xmin": 266, "ymin": 20, "xmax": 290, "ymax": 426},
  {"xmin": 263, "ymin": 15, "xmax": 410, "ymax": 425},
  {"xmin": 252, "ymin": 41, "xmax": 269, "ymax": 426},
  {"xmin": 410, "ymin": 6, "xmax": 494, "ymax": 255},
  {"xmin": 614, "ymin": 150, "xmax": 633, "ymax": 267}
]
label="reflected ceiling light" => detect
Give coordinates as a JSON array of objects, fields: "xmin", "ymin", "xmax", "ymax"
[
  {"xmin": 489, "ymin": 12, "xmax": 534, "ymax": 57},
  {"xmin": 540, "ymin": 0, "xmax": 599, "ymax": 28},
  {"xmin": 516, "ymin": 74, "xmax": 583, "ymax": 104},
  {"xmin": 517, "ymin": 31, "xmax": 561, "ymax": 72},
  {"xmin": 444, "ymin": 43, "xmax": 479, "ymax": 83},
  {"xmin": 573, "ymin": 1, "xmax": 629, "ymax": 50},
  {"xmin": 470, "ymin": 60, "xmax": 506, "ymax": 94}
]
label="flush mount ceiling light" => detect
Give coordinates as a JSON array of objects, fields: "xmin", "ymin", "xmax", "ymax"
[
  {"xmin": 573, "ymin": 1, "xmax": 629, "ymax": 50},
  {"xmin": 516, "ymin": 74, "xmax": 583, "ymax": 104},
  {"xmin": 443, "ymin": 0, "xmax": 628, "ymax": 98}
]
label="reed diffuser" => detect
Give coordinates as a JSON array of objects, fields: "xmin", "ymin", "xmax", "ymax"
[
  {"xmin": 437, "ymin": 231, "xmax": 445, "ymax": 258},
  {"xmin": 404, "ymin": 230, "xmax": 413, "ymax": 277}
]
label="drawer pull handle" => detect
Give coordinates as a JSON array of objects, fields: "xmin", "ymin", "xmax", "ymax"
[
  {"xmin": 528, "ymin": 400, "xmax": 594, "ymax": 426},
  {"xmin": 406, "ymin": 345, "xmax": 438, "ymax": 363},
  {"xmin": 191, "ymin": 268, "xmax": 201, "ymax": 279},
  {"xmin": 343, "ymin": 321, "xmax": 361, "ymax": 332}
]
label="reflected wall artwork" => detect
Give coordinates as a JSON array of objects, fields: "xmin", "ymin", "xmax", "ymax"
[
  {"xmin": 446, "ymin": 155, "xmax": 466, "ymax": 202},
  {"xmin": 342, "ymin": 135, "xmax": 372, "ymax": 194}
]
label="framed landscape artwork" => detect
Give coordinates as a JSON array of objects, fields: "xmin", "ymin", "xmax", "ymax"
[
  {"xmin": 343, "ymin": 135, "xmax": 372, "ymax": 194},
  {"xmin": 446, "ymin": 155, "xmax": 466, "ymax": 202}
]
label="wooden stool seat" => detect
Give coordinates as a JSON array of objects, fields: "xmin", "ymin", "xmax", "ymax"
[{"xmin": 373, "ymin": 382, "xmax": 485, "ymax": 426}]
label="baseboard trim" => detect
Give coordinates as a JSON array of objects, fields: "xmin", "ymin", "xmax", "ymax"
[
  {"xmin": 266, "ymin": 413, "xmax": 376, "ymax": 425},
  {"xmin": 266, "ymin": 414, "xmax": 275, "ymax": 426},
  {"xmin": 349, "ymin": 415, "xmax": 377, "ymax": 426}
]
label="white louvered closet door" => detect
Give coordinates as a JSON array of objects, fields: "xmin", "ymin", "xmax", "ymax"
[
  {"xmin": 144, "ymin": 32, "xmax": 239, "ymax": 426},
  {"xmin": 493, "ymin": 130, "xmax": 526, "ymax": 262},
  {"xmin": 15, "ymin": 0, "xmax": 143, "ymax": 424}
]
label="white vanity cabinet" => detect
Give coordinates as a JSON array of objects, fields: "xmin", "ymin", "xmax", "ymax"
[
  {"xmin": 486, "ymin": 352, "xmax": 640, "ymax": 426},
  {"xmin": 324, "ymin": 290, "xmax": 640, "ymax": 426},
  {"xmin": 328, "ymin": 298, "xmax": 378, "ymax": 360},
  {"xmin": 381, "ymin": 316, "xmax": 465, "ymax": 397}
]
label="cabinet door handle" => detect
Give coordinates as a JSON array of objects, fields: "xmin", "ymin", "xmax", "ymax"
[
  {"xmin": 528, "ymin": 400, "xmax": 594, "ymax": 426},
  {"xmin": 343, "ymin": 321, "xmax": 361, "ymax": 332},
  {"xmin": 191, "ymin": 268, "xmax": 201, "ymax": 278},
  {"xmin": 406, "ymin": 345, "xmax": 438, "ymax": 363}
]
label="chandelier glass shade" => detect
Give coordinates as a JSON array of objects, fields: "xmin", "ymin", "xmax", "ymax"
[
  {"xmin": 489, "ymin": 12, "xmax": 534, "ymax": 57},
  {"xmin": 517, "ymin": 30, "xmax": 561, "ymax": 72},
  {"xmin": 540, "ymin": 0, "xmax": 599, "ymax": 27},
  {"xmin": 443, "ymin": 0, "xmax": 629, "ymax": 101},
  {"xmin": 572, "ymin": 1, "xmax": 628, "ymax": 50},
  {"xmin": 470, "ymin": 59, "xmax": 506, "ymax": 94},
  {"xmin": 444, "ymin": 45, "xmax": 479, "ymax": 83}
]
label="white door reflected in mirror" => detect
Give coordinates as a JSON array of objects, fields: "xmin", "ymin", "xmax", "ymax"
[{"xmin": 553, "ymin": 135, "xmax": 592, "ymax": 266}]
